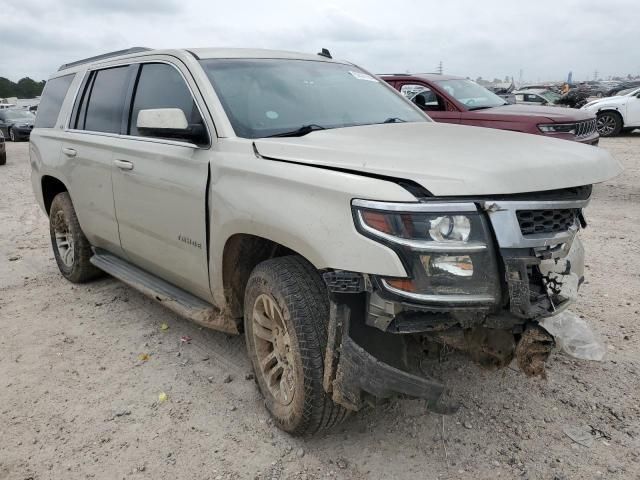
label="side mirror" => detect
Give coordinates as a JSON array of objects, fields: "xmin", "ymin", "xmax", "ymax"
[{"xmin": 136, "ymin": 108, "xmax": 207, "ymax": 145}]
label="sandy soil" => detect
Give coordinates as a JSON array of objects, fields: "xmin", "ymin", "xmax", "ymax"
[{"xmin": 1, "ymin": 135, "xmax": 639, "ymax": 480}]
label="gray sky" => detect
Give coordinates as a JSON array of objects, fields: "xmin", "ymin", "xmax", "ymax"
[{"xmin": 1, "ymin": 0, "xmax": 639, "ymax": 82}]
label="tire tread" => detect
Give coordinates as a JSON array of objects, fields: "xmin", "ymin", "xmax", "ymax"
[{"xmin": 246, "ymin": 255, "xmax": 347, "ymax": 435}]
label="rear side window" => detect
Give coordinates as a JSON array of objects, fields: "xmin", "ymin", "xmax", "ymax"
[
  {"xmin": 129, "ymin": 63, "xmax": 203, "ymax": 137},
  {"xmin": 35, "ymin": 74, "xmax": 74, "ymax": 128},
  {"xmin": 76, "ymin": 66, "xmax": 130, "ymax": 133}
]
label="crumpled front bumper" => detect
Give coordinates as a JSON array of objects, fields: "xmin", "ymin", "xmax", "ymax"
[
  {"xmin": 321, "ymin": 291, "xmax": 459, "ymax": 413},
  {"xmin": 322, "ymin": 210, "xmax": 587, "ymax": 411}
]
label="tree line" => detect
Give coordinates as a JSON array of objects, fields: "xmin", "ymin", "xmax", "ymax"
[{"xmin": 0, "ymin": 77, "xmax": 46, "ymax": 99}]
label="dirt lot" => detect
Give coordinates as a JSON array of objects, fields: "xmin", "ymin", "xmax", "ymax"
[{"xmin": 1, "ymin": 136, "xmax": 639, "ymax": 480}]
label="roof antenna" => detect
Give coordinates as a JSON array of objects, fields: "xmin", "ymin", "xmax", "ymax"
[{"xmin": 317, "ymin": 48, "xmax": 332, "ymax": 59}]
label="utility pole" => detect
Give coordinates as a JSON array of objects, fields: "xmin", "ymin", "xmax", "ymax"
[
  {"xmin": 437, "ymin": 61, "xmax": 443, "ymax": 75},
  {"xmin": 593, "ymin": 70, "xmax": 598, "ymax": 81}
]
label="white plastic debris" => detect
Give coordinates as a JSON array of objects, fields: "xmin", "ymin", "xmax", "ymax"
[{"xmin": 540, "ymin": 311, "xmax": 606, "ymax": 361}]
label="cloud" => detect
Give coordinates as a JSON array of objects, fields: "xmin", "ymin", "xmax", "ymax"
[
  {"xmin": 64, "ymin": 0, "xmax": 181, "ymax": 14},
  {"xmin": 1, "ymin": 0, "xmax": 639, "ymax": 82}
]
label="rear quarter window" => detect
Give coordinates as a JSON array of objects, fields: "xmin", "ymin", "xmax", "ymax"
[{"xmin": 34, "ymin": 74, "xmax": 75, "ymax": 128}]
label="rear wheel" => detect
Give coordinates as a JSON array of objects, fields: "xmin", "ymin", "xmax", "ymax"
[
  {"xmin": 49, "ymin": 192, "xmax": 102, "ymax": 283},
  {"xmin": 596, "ymin": 111, "xmax": 622, "ymax": 137},
  {"xmin": 244, "ymin": 255, "xmax": 347, "ymax": 435}
]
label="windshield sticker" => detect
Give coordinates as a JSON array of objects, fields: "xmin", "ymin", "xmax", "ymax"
[
  {"xmin": 265, "ymin": 110, "xmax": 279, "ymax": 120},
  {"xmin": 348, "ymin": 71, "xmax": 378, "ymax": 82}
]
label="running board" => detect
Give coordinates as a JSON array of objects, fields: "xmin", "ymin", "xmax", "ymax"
[{"xmin": 90, "ymin": 248, "xmax": 240, "ymax": 334}]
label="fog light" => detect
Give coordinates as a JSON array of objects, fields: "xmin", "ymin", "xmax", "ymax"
[{"xmin": 427, "ymin": 255, "xmax": 474, "ymax": 277}]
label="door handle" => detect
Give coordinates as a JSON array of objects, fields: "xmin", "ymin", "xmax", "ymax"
[
  {"xmin": 62, "ymin": 147, "xmax": 77, "ymax": 157},
  {"xmin": 114, "ymin": 159, "xmax": 134, "ymax": 171}
]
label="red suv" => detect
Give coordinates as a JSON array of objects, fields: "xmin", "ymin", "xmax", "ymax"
[{"xmin": 382, "ymin": 74, "xmax": 599, "ymax": 145}]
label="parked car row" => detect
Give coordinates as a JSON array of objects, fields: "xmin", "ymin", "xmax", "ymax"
[
  {"xmin": 383, "ymin": 74, "xmax": 599, "ymax": 144},
  {"xmin": 522, "ymin": 79, "xmax": 640, "ymax": 98},
  {"xmin": 450, "ymin": 81, "xmax": 639, "ymax": 138},
  {"xmin": 0, "ymin": 109, "xmax": 35, "ymax": 141},
  {"xmin": 29, "ymin": 47, "xmax": 622, "ymax": 435}
]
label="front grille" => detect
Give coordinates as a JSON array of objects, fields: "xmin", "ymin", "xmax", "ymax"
[
  {"xmin": 516, "ymin": 208, "xmax": 579, "ymax": 235},
  {"xmin": 575, "ymin": 119, "xmax": 597, "ymax": 137}
]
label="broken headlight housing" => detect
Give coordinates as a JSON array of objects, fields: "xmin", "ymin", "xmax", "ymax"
[{"xmin": 352, "ymin": 199, "xmax": 501, "ymax": 306}]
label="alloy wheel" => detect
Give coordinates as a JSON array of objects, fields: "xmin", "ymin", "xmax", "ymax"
[
  {"xmin": 251, "ymin": 293, "xmax": 297, "ymax": 406},
  {"xmin": 52, "ymin": 210, "xmax": 75, "ymax": 268},
  {"xmin": 596, "ymin": 114, "xmax": 617, "ymax": 136}
]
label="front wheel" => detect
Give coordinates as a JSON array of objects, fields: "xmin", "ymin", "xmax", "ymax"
[
  {"xmin": 244, "ymin": 256, "xmax": 347, "ymax": 435},
  {"xmin": 9, "ymin": 128, "xmax": 16, "ymax": 142},
  {"xmin": 49, "ymin": 192, "xmax": 102, "ymax": 283},
  {"xmin": 596, "ymin": 111, "xmax": 622, "ymax": 137}
]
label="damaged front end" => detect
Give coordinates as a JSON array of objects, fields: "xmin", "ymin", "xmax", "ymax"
[{"xmin": 321, "ymin": 186, "xmax": 591, "ymax": 413}]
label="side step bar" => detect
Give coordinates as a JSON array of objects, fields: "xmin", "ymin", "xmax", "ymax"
[{"xmin": 90, "ymin": 248, "xmax": 239, "ymax": 334}]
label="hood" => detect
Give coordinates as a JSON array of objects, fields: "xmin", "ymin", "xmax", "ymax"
[
  {"xmin": 10, "ymin": 117, "xmax": 34, "ymax": 125},
  {"xmin": 254, "ymin": 122, "xmax": 622, "ymax": 197},
  {"xmin": 582, "ymin": 96, "xmax": 628, "ymax": 110},
  {"xmin": 473, "ymin": 104, "xmax": 593, "ymax": 122}
]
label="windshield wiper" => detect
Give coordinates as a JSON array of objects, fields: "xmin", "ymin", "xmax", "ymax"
[
  {"xmin": 267, "ymin": 124, "xmax": 326, "ymax": 137},
  {"xmin": 467, "ymin": 105, "xmax": 497, "ymax": 111},
  {"xmin": 382, "ymin": 117, "xmax": 407, "ymax": 123}
]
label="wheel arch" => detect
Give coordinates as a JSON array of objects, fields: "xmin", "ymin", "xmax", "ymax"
[
  {"xmin": 220, "ymin": 233, "xmax": 302, "ymax": 319},
  {"xmin": 597, "ymin": 108, "xmax": 625, "ymax": 123},
  {"xmin": 41, "ymin": 175, "xmax": 69, "ymax": 215}
]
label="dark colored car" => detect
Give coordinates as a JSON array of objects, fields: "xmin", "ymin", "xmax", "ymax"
[
  {"xmin": 0, "ymin": 109, "xmax": 35, "ymax": 141},
  {"xmin": 382, "ymin": 74, "xmax": 599, "ymax": 145},
  {"xmin": 0, "ymin": 129, "xmax": 5, "ymax": 165},
  {"xmin": 577, "ymin": 81, "xmax": 611, "ymax": 98},
  {"xmin": 608, "ymin": 80, "xmax": 640, "ymax": 96}
]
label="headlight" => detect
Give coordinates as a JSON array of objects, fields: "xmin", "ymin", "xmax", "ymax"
[
  {"xmin": 538, "ymin": 123, "xmax": 576, "ymax": 134},
  {"xmin": 352, "ymin": 199, "xmax": 501, "ymax": 305}
]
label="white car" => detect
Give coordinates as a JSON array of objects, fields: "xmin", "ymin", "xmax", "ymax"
[
  {"xmin": 513, "ymin": 89, "xmax": 562, "ymax": 106},
  {"xmin": 582, "ymin": 87, "xmax": 640, "ymax": 137}
]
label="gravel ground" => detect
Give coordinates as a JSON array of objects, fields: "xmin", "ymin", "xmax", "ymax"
[{"xmin": 1, "ymin": 135, "xmax": 639, "ymax": 480}]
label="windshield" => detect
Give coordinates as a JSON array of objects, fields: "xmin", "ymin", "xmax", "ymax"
[
  {"xmin": 434, "ymin": 79, "xmax": 507, "ymax": 110},
  {"xmin": 539, "ymin": 90, "xmax": 561, "ymax": 103},
  {"xmin": 4, "ymin": 110, "xmax": 35, "ymax": 121},
  {"xmin": 199, "ymin": 59, "xmax": 426, "ymax": 138}
]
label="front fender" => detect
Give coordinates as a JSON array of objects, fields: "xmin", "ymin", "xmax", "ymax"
[{"xmin": 208, "ymin": 145, "xmax": 416, "ymax": 307}]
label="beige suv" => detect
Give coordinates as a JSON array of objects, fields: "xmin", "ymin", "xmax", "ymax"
[{"xmin": 31, "ymin": 47, "xmax": 621, "ymax": 435}]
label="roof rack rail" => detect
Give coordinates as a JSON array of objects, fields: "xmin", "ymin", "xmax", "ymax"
[{"xmin": 58, "ymin": 47, "xmax": 152, "ymax": 71}]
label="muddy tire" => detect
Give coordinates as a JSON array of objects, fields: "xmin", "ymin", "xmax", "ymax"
[
  {"xmin": 244, "ymin": 255, "xmax": 347, "ymax": 435},
  {"xmin": 49, "ymin": 192, "xmax": 102, "ymax": 283},
  {"xmin": 596, "ymin": 111, "xmax": 622, "ymax": 137}
]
